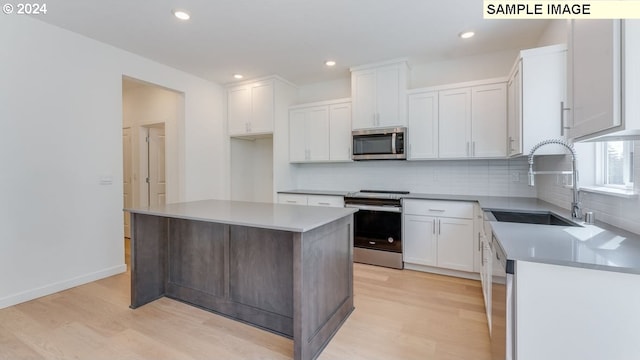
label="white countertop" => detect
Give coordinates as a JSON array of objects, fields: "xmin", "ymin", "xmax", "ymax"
[{"xmin": 126, "ymin": 199, "xmax": 357, "ymax": 233}]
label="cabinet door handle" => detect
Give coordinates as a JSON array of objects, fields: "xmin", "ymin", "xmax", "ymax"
[
  {"xmin": 432, "ymin": 219, "xmax": 436, "ymax": 234},
  {"xmin": 466, "ymin": 142, "xmax": 470, "ymax": 157},
  {"xmin": 560, "ymin": 101, "xmax": 571, "ymax": 136},
  {"xmin": 508, "ymin": 137, "xmax": 515, "ymax": 153},
  {"xmin": 438, "ymin": 219, "xmax": 441, "ymax": 235},
  {"xmin": 478, "ymin": 232, "xmax": 481, "ymax": 251},
  {"xmin": 481, "ymin": 242, "xmax": 485, "ymax": 266}
]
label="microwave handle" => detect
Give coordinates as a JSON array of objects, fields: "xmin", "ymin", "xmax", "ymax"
[{"xmin": 391, "ymin": 133, "xmax": 397, "ymax": 154}]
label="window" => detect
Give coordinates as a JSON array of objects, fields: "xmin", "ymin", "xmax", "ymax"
[{"xmin": 598, "ymin": 141, "xmax": 634, "ymax": 189}]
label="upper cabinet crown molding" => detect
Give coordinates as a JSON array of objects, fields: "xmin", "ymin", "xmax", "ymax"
[
  {"xmin": 351, "ymin": 60, "xmax": 409, "ymax": 130},
  {"xmin": 568, "ymin": 20, "xmax": 640, "ymax": 141},
  {"xmin": 349, "ymin": 58, "xmax": 411, "ymax": 72},
  {"xmin": 225, "ymin": 74, "xmax": 298, "ymax": 89}
]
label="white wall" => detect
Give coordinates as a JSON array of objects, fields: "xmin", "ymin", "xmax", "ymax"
[
  {"xmin": 296, "ymin": 78, "xmax": 351, "ymax": 104},
  {"xmin": 536, "ymin": 20, "xmax": 568, "ymax": 46},
  {"xmin": 0, "ymin": 16, "xmax": 226, "ymax": 308},
  {"xmin": 230, "ymin": 137, "xmax": 274, "ymax": 203},
  {"xmin": 410, "ymin": 49, "xmax": 518, "ymax": 89}
]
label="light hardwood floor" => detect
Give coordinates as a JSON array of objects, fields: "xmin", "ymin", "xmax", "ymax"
[{"xmin": 0, "ymin": 241, "xmax": 490, "ymax": 360}]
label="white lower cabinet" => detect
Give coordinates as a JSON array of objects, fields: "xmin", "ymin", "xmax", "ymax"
[
  {"xmin": 277, "ymin": 193, "xmax": 344, "ymax": 208},
  {"xmin": 480, "ymin": 227, "xmax": 493, "ymax": 332},
  {"xmin": 403, "ymin": 199, "xmax": 474, "ymax": 273},
  {"xmin": 403, "ymin": 215, "xmax": 437, "ymax": 266}
]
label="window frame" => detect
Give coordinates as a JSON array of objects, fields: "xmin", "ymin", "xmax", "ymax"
[{"xmin": 596, "ymin": 141, "xmax": 634, "ymax": 190}]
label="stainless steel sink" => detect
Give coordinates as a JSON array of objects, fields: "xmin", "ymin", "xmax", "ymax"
[{"xmin": 490, "ymin": 210, "xmax": 580, "ymax": 227}]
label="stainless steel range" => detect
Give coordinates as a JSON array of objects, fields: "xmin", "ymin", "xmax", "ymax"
[{"xmin": 344, "ymin": 190, "xmax": 409, "ymax": 269}]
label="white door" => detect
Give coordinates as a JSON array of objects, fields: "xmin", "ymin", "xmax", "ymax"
[
  {"xmin": 403, "ymin": 215, "xmax": 438, "ymax": 266},
  {"xmin": 228, "ymin": 85, "xmax": 250, "ymax": 135},
  {"xmin": 376, "ymin": 65, "xmax": 402, "ymax": 127},
  {"xmin": 471, "ymin": 83, "xmax": 507, "ymax": 158},
  {"xmin": 568, "ymin": 20, "xmax": 621, "ymax": 140},
  {"xmin": 289, "ymin": 109, "xmax": 308, "ymax": 162},
  {"xmin": 507, "ymin": 63, "xmax": 522, "ymax": 156},
  {"xmin": 439, "ymin": 88, "xmax": 471, "ymax": 158},
  {"xmin": 329, "ymin": 102, "xmax": 352, "ymax": 161},
  {"xmin": 122, "ymin": 127, "xmax": 133, "ymax": 238},
  {"xmin": 250, "ymin": 80, "xmax": 274, "ymax": 134},
  {"xmin": 307, "ymin": 106, "xmax": 330, "ymax": 161},
  {"xmin": 148, "ymin": 126, "xmax": 166, "ymax": 206},
  {"xmin": 437, "ymin": 218, "xmax": 474, "ymax": 272},
  {"xmin": 351, "ymin": 69, "xmax": 377, "ymax": 129},
  {"xmin": 408, "ymin": 91, "xmax": 439, "ymax": 159}
]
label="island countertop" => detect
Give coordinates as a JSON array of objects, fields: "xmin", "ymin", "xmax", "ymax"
[{"xmin": 126, "ymin": 199, "xmax": 357, "ymax": 233}]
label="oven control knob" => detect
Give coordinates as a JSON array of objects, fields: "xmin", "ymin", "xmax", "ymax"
[{"xmin": 388, "ymin": 237, "xmax": 394, "ymax": 243}]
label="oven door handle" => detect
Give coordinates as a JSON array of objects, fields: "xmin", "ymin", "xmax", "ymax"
[{"xmin": 345, "ymin": 204, "xmax": 402, "ymax": 213}]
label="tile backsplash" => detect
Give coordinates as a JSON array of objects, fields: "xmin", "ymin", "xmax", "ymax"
[
  {"xmin": 536, "ymin": 141, "xmax": 640, "ymax": 235},
  {"xmin": 293, "ymin": 157, "xmax": 536, "ymax": 197}
]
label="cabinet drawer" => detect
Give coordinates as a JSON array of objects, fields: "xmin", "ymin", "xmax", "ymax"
[
  {"xmin": 277, "ymin": 194, "xmax": 308, "ymax": 206},
  {"xmin": 307, "ymin": 195, "xmax": 344, "ymax": 208},
  {"xmin": 403, "ymin": 199, "xmax": 474, "ymax": 219}
]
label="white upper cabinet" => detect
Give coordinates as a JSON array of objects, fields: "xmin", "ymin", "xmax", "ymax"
[
  {"xmin": 351, "ymin": 60, "xmax": 408, "ymax": 130},
  {"xmin": 289, "ymin": 99, "xmax": 352, "ymax": 163},
  {"xmin": 407, "ymin": 91, "xmax": 439, "ymax": 159},
  {"xmin": 438, "ymin": 88, "xmax": 472, "ymax": 158},
  {"xmin": 471, "ymin": 83, "xmax": 507, "ymax": 158},
  {"xmin": 289, "ymin": 106, "xmax": 330, "ymax": 162},
  {"xmin": 568, "ymin": 20, "xmax": 640, "ymax": 141},
  {"xmin": 409, "ymin": 80, "xmax": 507, "ymax": 160},
  {"xmin": 328, "ymin": 102, "xmax": 352, "ymax": 161},
  {"xmin": 508, "ymin": 44, "xmax": 568, "ymax": 157},
  {"xmin": 228, "ymin": 79, "xmax": 275, "ymax": 136}
]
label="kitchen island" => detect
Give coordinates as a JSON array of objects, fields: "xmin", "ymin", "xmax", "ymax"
[{"xmin": 126, "ymin": 199, "xmax": 357, "ymax": 360}]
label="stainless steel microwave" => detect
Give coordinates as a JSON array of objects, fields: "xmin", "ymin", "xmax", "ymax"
[{"xmin": 352, "ymin": 127, "xmax": 406, "ymax": 160}]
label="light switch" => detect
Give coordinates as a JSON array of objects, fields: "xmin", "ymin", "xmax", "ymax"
[{"xmin": 100, "ymin": 176, "xmax": 113, "ymax": 185}]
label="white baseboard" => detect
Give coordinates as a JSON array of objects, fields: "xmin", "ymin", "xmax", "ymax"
[
  {"xmin": 0, "ymin": 264, "xmax": 127, "ymax": 309},
  {"xmin": 404, "ymin": 263, "xmax": 481, "ymax": 281}
]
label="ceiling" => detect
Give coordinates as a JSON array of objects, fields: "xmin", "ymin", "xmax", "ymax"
[{"xmin": 36, "ymin": 0, "xmax": 550, "ymax": 86}]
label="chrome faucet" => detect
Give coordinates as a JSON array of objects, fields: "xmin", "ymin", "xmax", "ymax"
[{"xmin": 527, "ymin": 139, "xmax": 582, "ymax": 220}]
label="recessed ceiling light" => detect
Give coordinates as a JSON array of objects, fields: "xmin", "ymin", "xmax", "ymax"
[
  {"xmin": 233, "ymin": 74, "xmax": 244, "ymax": 79},
  {"xmin": 172, "ymin": 9, "xmax": 191, "ymax": 20},
  {"xmin": 459, "ymin": 31, "xmax": 475, "ymax": 39},
  {"xmin": 325, "ymin": 60, "xmax": 336, "ymax": 67}
]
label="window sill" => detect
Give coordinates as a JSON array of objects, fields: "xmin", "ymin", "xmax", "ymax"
[{"xmin": 579, "ymin": 186, "xmax": 639, "ymax": 199}]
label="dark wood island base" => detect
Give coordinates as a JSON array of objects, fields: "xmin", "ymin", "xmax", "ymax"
[{"xmin": 129, "ymin": 211, "xmax": 354, "ymax": 360}]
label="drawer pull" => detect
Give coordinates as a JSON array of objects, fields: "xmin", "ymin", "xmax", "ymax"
[
  {"xmin": 429, "ymin": 209, "xmax": 446, "ymax": 212},
  {"xmin": 318, "ymin": 202, "xmax": 331, "ymax": 205},
  {"xmin": 286, "ymin": 200, "xmax": 297, "ymax": 203}
]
